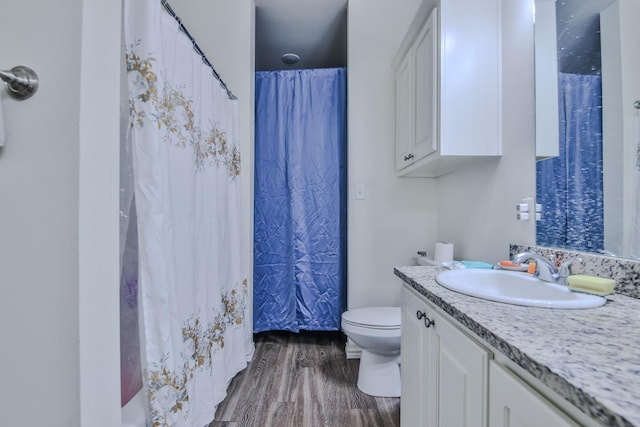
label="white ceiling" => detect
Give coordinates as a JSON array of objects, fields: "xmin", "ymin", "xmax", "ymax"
[{"xmin": 255, "ymin": 0, "xmax": 348, "ymax": 71}]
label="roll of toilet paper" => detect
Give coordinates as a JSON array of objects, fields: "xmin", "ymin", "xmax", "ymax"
[{"xmin": 434, "ymin": 242, "xmax": 454, "ymax": 263}]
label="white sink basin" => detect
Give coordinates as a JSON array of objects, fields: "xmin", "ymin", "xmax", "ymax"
[{"xmin": 435, "ymin": 269, "xmax": 606, "ymax": 309}]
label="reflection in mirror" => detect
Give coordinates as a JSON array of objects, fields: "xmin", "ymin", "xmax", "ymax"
[{"xmin": 535, "ymin": 0, "xmax": 640, "ymax": 259}]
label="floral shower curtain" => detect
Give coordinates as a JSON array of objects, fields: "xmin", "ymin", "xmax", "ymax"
[{"xmin": 124, "ymin": 0, "xmax": 251, "ymax": 425}]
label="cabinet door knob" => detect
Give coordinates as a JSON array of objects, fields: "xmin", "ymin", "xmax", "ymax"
[
  {"xmin": 423, "ymin": 316, "xmax": 435, "ymax": 328},
  {"xmin": 416, "ymin": 310, "xmax": 435, "ymax": 328},
  {"xmin": 404, "ymin": 153, "xmax": 415, "ymax": 161}
]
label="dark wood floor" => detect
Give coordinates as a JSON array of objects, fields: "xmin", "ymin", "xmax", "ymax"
[{"xmin": 210, "ymin": 331, "xmax": 400, "ymax": 427}]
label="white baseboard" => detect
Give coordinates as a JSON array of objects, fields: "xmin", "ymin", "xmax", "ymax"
[{"xmin": 345, "ymin": 338, "xmax": 362, "ymax": 359}]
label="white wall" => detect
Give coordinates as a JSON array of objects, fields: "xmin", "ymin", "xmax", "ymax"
[
  {"xmin": 78, "ymin": 0, "xmax": 122, "ymax": 425},
  {"xmin": 169, "ymin": 0, "xmax": 255, "ymax": 351},
  {"xmin": 0, "ymin": 0, "xmax": 121, "ymax": 425},
  {"xmin": 436, "ymin": 0, "xmax": 536, "ymax": 262},
  {"xmin": 601, "ymin": 1, "xmax": 625, "ymax": 257},
  {"xmin": 601, "ymin": 0, "xmax": 640, "ymax": 257},
  {"xmin": 618, "ymin": 0, "xmax": 640, "ymax": 257},
  {"xmin": 348, "ymin": 0, "xmax": 438, "ymax": 310}
]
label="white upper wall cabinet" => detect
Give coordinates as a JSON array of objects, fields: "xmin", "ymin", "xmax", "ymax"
[{"xmin": 394, "ymin": 0, "xmax": 503, "ymax": 177}]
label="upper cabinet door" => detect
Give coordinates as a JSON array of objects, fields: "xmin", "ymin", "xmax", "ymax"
[
  {"xmin": 394, "ymin": 7, "xmax": 437, "ymax": 171},
  {"xmin": 413, "ymin": 9, "xmax": 438, "ymax": 161},
  {"xmin": 395, "ymin": 50, "xmax": 415, "ymax": 171}
]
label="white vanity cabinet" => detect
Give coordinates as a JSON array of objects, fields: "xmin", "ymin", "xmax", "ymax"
[
  {"xmin": 394, "ymin": 0, "xmax": 502, "ymax": 177},
  {"xmin": 401, "ymin": 282, "xmax": 589, "ymax": 427},
  {"xmin": 402, "ymin": 285, "xmax": 490, "ymax": 427}
]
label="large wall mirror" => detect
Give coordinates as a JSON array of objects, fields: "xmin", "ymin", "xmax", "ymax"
[{"xmin": 534, "ymin": 0, "xmax": 640, "ymax": 259}]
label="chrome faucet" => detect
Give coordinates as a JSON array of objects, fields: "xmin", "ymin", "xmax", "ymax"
[
  {"xmin": 513, "ymin": 251, "xmax": 558, "ymax": 282},
  {"xmin": 513, "ymin": 251, "xmax": 581, "ymax": 285}
]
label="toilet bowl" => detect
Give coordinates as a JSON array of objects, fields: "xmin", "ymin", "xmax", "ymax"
[{"xmin": 341, "ymin": 306, "xmax": 401, "ymax": 397}]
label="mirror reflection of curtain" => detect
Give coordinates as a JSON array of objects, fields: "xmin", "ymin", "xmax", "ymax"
[
  {"xmin": 253, "ymin": 68, "xmax": 347, "ymax": 333},
  {"xmin": 536, "ymin": 72, "xmax": 604, "ymax": 252}
]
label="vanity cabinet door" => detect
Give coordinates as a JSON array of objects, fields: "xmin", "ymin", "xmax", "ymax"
[
  {"xmin": 401, "ymin": 288, "xmax": 431, "ymax": 426},
  {"xmin": 429, "ymin": 308, "xmax": 490, "ymax": 427},
  {"xmin": 489, "ymin": 361, "xmax": 579, "ymax": 427},
  {"xmin": 402, "ymin": 284, "xmax": 490, "ymax": 427}
]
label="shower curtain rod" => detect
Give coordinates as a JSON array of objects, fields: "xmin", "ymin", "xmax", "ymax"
[{"xmin": 161, "ymin": 0, "xmax": 237, "ymax": 100}]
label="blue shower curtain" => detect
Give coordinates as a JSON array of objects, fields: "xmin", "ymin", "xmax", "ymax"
[
  {"xmin": 536, "ymin": 72, "xmax": 603, "ymax": 252},
  {"xmin": 254, "ymin": 68, "xmax": 347, "ymax": 333}
]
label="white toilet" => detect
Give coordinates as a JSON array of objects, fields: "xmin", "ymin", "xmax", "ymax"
[{"xmin": 341, "ymin": 306, "xmax": 401, "ymax": 397}]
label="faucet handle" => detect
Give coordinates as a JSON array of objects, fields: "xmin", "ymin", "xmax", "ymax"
[
  {"xmin": 559, "ymin": 257, "xmax": 582, "ymax": 275},
  {"xmin": 558, "ymin": 257, "xmax": 582, "ymax": 285}
]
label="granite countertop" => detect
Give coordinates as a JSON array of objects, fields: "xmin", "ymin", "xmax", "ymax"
[{"xmin": 394, "ymin": 266, "xmax": 640, "ymax": 427}]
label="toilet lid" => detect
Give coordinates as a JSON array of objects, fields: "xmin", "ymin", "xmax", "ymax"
[{"xmin": 342, "ymin": 307, "xmax": 401, "ymax": 329}]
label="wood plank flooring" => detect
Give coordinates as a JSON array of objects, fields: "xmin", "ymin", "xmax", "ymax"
[{"xmin": 210, "ymin": 331, "xmax": 400, "ymax": 427}]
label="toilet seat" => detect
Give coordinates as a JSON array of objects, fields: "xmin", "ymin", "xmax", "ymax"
[{"xmin": 342, "ymin": 307, "xmax": 401, "ymax": 330}]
